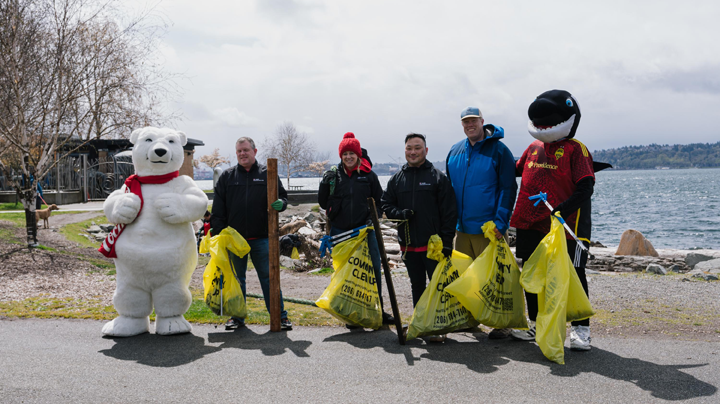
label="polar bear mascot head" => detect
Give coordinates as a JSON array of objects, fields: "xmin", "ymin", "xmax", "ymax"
[
  {"xmin": 130, "ymin": 127, "xmax": 187, "ymax": 176},
  {"xmin": 100, "ymin": 127, "xmax": 209, "ymax": 337}
]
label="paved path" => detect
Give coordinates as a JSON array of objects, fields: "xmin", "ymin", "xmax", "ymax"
[{"xmin": 0, "ymin": 319, "xmax": 717, "ymax": 403}]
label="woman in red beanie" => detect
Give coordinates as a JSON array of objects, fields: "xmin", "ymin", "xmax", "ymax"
[{"xmin": 318, "ymin": 132, "xmax": 394, "ymax": 327}]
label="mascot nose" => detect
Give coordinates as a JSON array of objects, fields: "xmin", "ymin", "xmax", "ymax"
[{"xmin": 154, "ymin": 148, "xmax": 167, "ymax": 157}]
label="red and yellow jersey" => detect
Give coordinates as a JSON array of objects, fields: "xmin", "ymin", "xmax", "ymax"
[{"xmin": 510, "ymin": 138, "xmax": 594, "ymax": 240}]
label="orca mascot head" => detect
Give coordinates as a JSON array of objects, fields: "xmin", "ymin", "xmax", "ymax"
[{"xmin": 527, "ymin": 89, "xmax": 581, "ymax": 143}]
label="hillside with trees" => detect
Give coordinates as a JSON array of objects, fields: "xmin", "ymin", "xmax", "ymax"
[{"xmin": 593, "ymin": 142, "xmax": 720, "ymax": 170}]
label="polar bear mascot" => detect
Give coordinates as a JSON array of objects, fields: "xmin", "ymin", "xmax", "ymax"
[{"xmin": 100, "ymin": 127, "xmax": 209, "ymax": 337}]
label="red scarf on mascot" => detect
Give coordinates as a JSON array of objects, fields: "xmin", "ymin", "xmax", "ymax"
[{"xmin": 99, "ymin": 171, "xmax": 179, "ymax": 258}]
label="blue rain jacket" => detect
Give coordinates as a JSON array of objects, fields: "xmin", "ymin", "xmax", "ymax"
[{"xmin": 445, "ymin": 124, "xmax": 517, "ymax": 235}]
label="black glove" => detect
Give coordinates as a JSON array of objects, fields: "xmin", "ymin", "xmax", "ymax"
[
  {"xmin": 442, "ymin": 246, "xmax": 453, "ymax": 258},
  {"xmin": 401, "ymin": 209, "xmax": 414, "ymax": 220},
  {"xmin": 551, "ymin": 202, "xmax": 565, "ymax": 218}
]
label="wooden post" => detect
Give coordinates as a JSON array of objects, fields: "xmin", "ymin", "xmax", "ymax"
[
  {"xmin": 368, "ymin": 197, "xmax": 405, "ymax": 345},
  {"xmin": 267, "ymin": 158, "xmax": 281, "ymax": 332}
]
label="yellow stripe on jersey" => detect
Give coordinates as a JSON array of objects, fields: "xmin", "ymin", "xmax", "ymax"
[
  {"xmin": 573, "ymin": 208, "xmax": 591, "ymax": 243},
  {"xmin": 571, "ymin": 139, "xmax": 589, "ymax": 157}
]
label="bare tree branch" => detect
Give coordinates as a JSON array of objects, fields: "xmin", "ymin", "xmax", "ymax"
[{"xmin": 261, "ymin": 122, "xmax": 316, "ymax": 186}]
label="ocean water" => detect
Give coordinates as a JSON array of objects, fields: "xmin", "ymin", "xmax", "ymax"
[{"xmin": 197, "ymin": 167, "xmax": 720, "ymax": 250}]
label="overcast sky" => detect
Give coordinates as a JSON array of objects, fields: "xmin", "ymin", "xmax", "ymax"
[{"xmin": 134, "ymin": 0, "xmax": 720, "ymax": 164}]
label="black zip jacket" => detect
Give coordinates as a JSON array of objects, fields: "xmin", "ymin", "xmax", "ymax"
[
  {"xmin": 318, "ymin": 162, "xmax": 383, "ymax": 231},
  {"xmin": 210, "ymin": 161, "xmax": 288, "ymax": 239},
  {"xmin": 381, "ymin": 160, "xmax": 457, "ymax": 248}
]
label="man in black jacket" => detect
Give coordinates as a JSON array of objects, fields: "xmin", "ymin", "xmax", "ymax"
[
  {"xmin": 382, "ymin": 133, "xmax": 457, "ymax": 340},
  {"xmin": 210, "ymin": 137, "xmax": 292, "ymax": 331}
]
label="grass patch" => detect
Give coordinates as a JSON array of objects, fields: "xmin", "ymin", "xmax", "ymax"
[
  {"xmin": 0, "ymin": 212, "xmax": 29, "ymax": 226},
  {"xmin": 593, "ymin": 306, "xmax": 720, "ymax": 329},
  {"xmin": 60, "ymin": 215, "xmax": 108, "ymax": 249},
  {"xmin": 311, "ymin": 204, "xmax": 320, "ymax": 212},
  {"xmin": 0, "ymin": 227, "xmax": 23, "ymax": 244},
  {"xmin": 0, "ymin": 287, "xmax": 342, "ymax": 327},
  {"xmin": 35, "ymin": 244, "xmax": 57, "ymax": 252},
  {"xmin": 0, "ymin": 202, "xmax": 25, "ymax": 211},
  {"xmin": 311, "ymin": 267, "xmax": 334, "ymax": 275}
]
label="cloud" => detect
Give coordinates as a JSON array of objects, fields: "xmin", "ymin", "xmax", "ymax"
[
  {"xmin": 129, "ymin": 0, "xmax": 720, "ymax": 161},
  {"xmin": 212, "ymin": 108, "xmax": 259, "ymax": 127}
]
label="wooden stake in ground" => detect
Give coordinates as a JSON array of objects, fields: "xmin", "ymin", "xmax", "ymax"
[
  {"xmin": 267, "ymin": 158, "xmax": 281, "ymax": 332},
  {"xmin": 368, "ymin": 197, "xmax": 406, "ymax": 345}
]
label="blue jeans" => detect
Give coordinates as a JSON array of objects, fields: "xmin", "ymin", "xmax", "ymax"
[
  {"xmin": 330, "ymin": 226, "xmax": 384, "ymax": 310},
  {"xmin": 228, "ymin": 238, "xmax": 287, "ymax": 320}
]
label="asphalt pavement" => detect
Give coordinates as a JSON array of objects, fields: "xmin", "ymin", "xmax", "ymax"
[{"xmin": 0, "ymin": 318, "xmax": 717, "ymax": 403}]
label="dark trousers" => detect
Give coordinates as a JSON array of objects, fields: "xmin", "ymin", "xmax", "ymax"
[
  {"xmin": 517, "ymin": 229, "xmax": 590, "ymax": 327},
  {"xmin": 401, "ymin": 250, "xmax": 439, "ymax": 307}
]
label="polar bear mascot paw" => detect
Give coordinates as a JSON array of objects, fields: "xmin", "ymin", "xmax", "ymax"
[{"xmin": 100, "ymin": 127, "xmax": 209, "ymax": 337}]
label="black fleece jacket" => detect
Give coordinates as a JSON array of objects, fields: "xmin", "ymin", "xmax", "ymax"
[
  {"xmin": 381, "ymin": 160, "xmax": 457, "ymax": 248},
  {"xmin": 210, "ymin": 161, "xmax": 288, "ymax": 239}
]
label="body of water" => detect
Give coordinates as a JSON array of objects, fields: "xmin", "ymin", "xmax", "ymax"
[{"xmin": 197, "ymin": 167, "xmax": 720, "ymax": 250}]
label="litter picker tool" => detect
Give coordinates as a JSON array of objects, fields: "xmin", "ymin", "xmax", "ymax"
[
  {"xmin": 367, "ymin": 197, "xmax": 405, "ymax": 345},
  {"xmin": 528, "ymin": 192, "xmax": 589, "ymax": 253},
  {"xmin": 318, "ymin": 224, "xmax": 369, "ymax": 257}
]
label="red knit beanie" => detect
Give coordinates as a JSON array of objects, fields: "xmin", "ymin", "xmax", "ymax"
[{"xmin": 338, "ymin": 132, "xmax": 362, "ymax": 158}]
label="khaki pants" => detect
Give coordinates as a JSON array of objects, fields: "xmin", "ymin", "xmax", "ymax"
[
  {"xmin": 455, "ymin": 232, "xmax": 491, "ymax": 260},
  {"xmin": 455, "ymin": 231, "xmax": 509, "ymax": 260}
]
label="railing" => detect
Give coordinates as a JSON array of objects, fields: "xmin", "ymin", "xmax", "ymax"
[{"xmin": 0, "ymin": 156, "xmax": 83, "ymax": 192}]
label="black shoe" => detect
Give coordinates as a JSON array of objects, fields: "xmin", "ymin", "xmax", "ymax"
[
  {"xmin": 225, "ymin": 318, "xmax": 245, "ymax": 330},
  {"xmin": 281, "ymin": 318, "xmax": 293, "ymax": 330},
  {"xmin": 488, "ymin": 328, "xmax": 512, "ymax": 339},
  {"xmin": 346, "ymin": 323, "xmax": 362, "ymax": 330},
  {"xmin": 382, "ymin": 312, "xmax": 395, "ymax": 325}
]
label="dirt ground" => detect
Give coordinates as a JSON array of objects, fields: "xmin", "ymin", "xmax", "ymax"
[{"xmin": 2, "ymin": 211, "xmax": 719, "ymax": 342}]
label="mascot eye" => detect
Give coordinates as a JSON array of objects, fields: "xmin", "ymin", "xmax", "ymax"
[
  {"xmin": 566, "ymin": 98, "xmax": 574, "ymax": 107},
  {"xmin": 145, "ymin": 138, "xmax": 152, "ymax": 142},
  {"xmin": 169, "ymin": 140, "xmax": 174, "ymax": 143}
]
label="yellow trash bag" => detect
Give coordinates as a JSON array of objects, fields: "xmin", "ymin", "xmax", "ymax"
[
  {"xmin": 406, "ymin": 235, "xmax": 478, "ymax": 340},
  {"xmin": 291, "ymin": 247, "xmax": 300, "ymax": 260},
  {"xmin": 199, "ymin": 227, "xmax": 251, "ymax": 318},
  {"xmin": 521, "ymin": 215, "xmax": 594, "ymax": 364},
  {"xmin": 316, "ymin": 227, "xmax": 382, "ymax": 329},
  {"xmin": 445, "ymin": 221, "xmax": 528, "ymax": 329}
]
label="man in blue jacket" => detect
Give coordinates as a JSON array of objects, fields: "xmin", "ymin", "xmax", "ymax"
[{"xmin": 446, "ymin": 106, "xmax": 518, "ymax": 339}]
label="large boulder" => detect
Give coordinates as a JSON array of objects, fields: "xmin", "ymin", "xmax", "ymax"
[
  {"xmin": 645, "ymin": 263, "xmax": 667, "ymax": 275},
  {"xmin": 694, "ymin": 258, "xmax": 720, "ymax": 274},
  {"xmin": 615, "ymin": 229, "xmax": 659, "ymax": 257},
  {"xmin": 685, "ymin": 252, "xmax": 715, "ymax": 268}
]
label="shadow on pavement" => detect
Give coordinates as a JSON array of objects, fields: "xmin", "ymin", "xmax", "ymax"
[
  {"xmin": 207, "ymin": 327, "xmax": 312, "ymax": 357},
  {"xmin": 545, "ymin": 347, "xmax": 717, "ymax": 401},
  {"xmin": 323, "ymin": 327, "xmax": 547, "ymax": 373},
  {"xmin": 99, "ymin": 332, "xmax": 221, "ymax": 367},
  {"xmin": 326, "ymin": 329, "xmax": 717, "ymax": 400}
]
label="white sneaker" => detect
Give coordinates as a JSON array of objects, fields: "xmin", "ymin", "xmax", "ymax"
[
  {"xmin": 570, "ymin": 325, "xmax": 591, "ymax": 351},
  {"xmin": 510, "ymin": 320, "xmax": 536, "ymax": 341}
]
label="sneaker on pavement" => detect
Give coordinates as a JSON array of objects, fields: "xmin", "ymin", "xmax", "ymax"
[
  {"xmin": 510, "ymin": 321, "xmax": 536, "ymax": 341},
  {"xmin": 382, "ymin": 312, "xmax": 395, "ymax": 325},
  {"xmin": 225, "ymin": 317, "xmax": 245, "ymax": 330},
  {"xmin": 570, "ymin": 325, "xmax": 591, "ymax": 351},
  {"xmin": 488, "ymin": 328, "xmax": 512, "ymax": 339},
  {"xmin": 280, "ymin": 318, "xmax": 293, "ymax": 331},
  {"xmin": 427, "ymin": 334, "xmax": 446, "ymax": 343}
]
